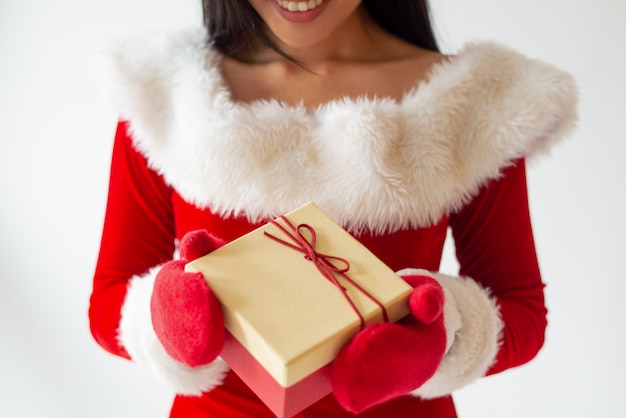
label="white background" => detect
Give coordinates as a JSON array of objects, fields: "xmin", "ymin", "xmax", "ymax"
[{"xmin": 1, "ymin": 0, "xmax": 624, "ymax": 417}]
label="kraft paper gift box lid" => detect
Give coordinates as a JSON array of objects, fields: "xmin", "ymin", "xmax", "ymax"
[{"xmin": 185, "ymin": 202, "xmax": 412, "ymax": 389}]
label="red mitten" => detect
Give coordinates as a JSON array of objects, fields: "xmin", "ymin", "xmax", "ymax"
[
  {"xmin": 150, "ymin": 230, "xmax": 226, "ymax": 368},
  {"xmin": 331, "ymin": 275, "xmax": 447, "ymax": 413}
]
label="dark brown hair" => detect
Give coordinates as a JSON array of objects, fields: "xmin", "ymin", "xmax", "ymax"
[{"xmin": 203, "ymin": 0, "xmax": 439, "ymax": 60}]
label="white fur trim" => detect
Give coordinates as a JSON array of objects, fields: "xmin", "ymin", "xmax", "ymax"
[
  {"xmin": 397, "ymin": 268, "xmax": 502, "ymax": 398},
  {"xmin": 118, "ymin": 266, "xmax": 229, "ymax": 395},
  {"xmin": 97, "ymin": 28, "xmax": 578, "ymax": 233}
]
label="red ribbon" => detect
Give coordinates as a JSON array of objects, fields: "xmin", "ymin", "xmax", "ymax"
[{"xmin": 263, "ymin": 216, "xmax": 389, "ymax": 330}]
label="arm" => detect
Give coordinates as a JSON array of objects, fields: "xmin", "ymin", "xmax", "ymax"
[
  {"xmin": 450, "ymin": 158, "xmax": 546, "ymax": 374},
  {"xmin": 89, "ymin": 121, "xmax": 228, "ymax": 394},
  {"xmin": 89, "ymin": 120, "xmax": 176, "ymax": 358},
  {"xmin": 408, "ymin": 158, "xmax": 547, "ymax": 397},
  {"xmin": 330, "ymin": 159, "xmax": 545, "ymax": 413}
]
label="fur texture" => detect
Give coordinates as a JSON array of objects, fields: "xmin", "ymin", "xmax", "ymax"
[
  {"xmin": 97, "ymin": 28, "xmax": 578, "ymax": 234},
  {"xmin": 119, "ymin": 267, "xmax": 229, "ymax": 395},
  {"xmin": 397, "ymin": 268, "xmax": 502, "ymax": 399}
]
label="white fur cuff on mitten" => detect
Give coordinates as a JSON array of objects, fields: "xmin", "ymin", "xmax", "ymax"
[
  {"xmin": 118, "ymin": 266, "xmax": 230, "ymax": 396},
  {"xmin": 396, "ymin": 268, "xmax": 503, "ymax": 399}
]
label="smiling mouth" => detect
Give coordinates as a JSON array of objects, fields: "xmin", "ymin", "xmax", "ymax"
[{"xmin": 275, "ymin": 0, "xmax": 325, "ymax": 12}]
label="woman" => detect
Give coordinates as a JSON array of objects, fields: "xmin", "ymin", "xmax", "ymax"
[{"xmin": 90, "ymin": 0, "xmax": 578, "ymax": 416}]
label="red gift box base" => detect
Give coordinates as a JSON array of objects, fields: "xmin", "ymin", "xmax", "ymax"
[{"xmin": 221, "ymin": 330, "xmax": 333, "ymax": 418}]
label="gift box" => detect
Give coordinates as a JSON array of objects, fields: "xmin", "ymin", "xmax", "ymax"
[{"xmin": 185, "ymin": 202, "xmax": 412, "ymax": 417}]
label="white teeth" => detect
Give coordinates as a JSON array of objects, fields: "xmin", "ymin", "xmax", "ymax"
[{"xmin": 277, "ymin": 0, "xmax": 324, "ymax": 12}]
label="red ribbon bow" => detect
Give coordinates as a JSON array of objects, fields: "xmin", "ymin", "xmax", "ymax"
[{"xmin": 264, "ymin": 216, "xmax": 389, "ymax": 330}]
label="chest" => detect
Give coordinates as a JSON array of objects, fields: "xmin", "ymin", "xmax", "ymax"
[{"xmin": 171, "ymin": 192, "xmax": 450, "ymax": 272}]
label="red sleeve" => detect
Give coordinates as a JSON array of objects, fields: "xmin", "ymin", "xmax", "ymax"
[
  {"xmin": 89, "ymin": 121, "xmax": 176, "ymax": 358},
  {"xmin": 449, "ymin": 159, "xmax": 547, "ymax": 375}
]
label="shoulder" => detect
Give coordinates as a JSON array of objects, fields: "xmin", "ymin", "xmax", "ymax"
[
  {"xmin": 401, "ymin": 41, "xmax": 578, "ymax": 164},
  {"xmin": 388, "ymin": 41, "xmax": 578, "ymax": 223},
  {"xmin": 95, "ymin": 27, "xmax": 216, "ymax": 78},
  {"xmin": 435, "ymin": 41, "xmax": 578, "ymax": 122},
  {"xmin": 94, "ymin": 27, "xmax": 228, "ymax": 129}
]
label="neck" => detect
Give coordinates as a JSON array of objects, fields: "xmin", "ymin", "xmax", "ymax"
[{"xmin": 253, "ymin": 6, "xmax": 392, "ymax": 71}]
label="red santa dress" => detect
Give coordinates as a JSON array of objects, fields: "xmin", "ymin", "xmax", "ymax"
[{"xmin": 89, "ymin": 28, "xmax": 578, "ymax": 417}]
